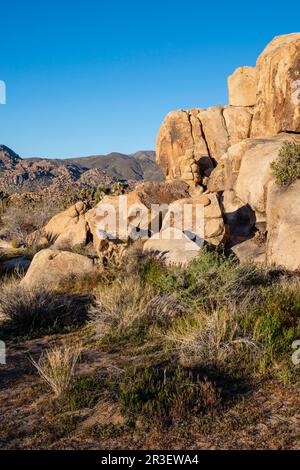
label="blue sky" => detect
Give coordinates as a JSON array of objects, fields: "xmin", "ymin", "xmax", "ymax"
[{"xmin": 0, "ymin": 0, "xmax": 299, "ymax": 158}]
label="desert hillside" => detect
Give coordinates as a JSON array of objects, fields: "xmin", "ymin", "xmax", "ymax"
[{"xmin": 0, "ymin": 146, "xmax": 163, "ymax": 195}]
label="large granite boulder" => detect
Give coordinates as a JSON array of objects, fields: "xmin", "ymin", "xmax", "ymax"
[
  {"xmin": 156, "ymin": 105, "xmax": 253, "ymax": 189},
  {"xmin": 160, "ymin": 193, "xmax": 225, "ymax": 246},
  {"xmin": 223, "ymin": 107, "xmax": 253, "ymax": 146},
  {"xmin": 266, "ymin": 180, "xmax": 300, "ymax": 271},
  {"xmin": 235, "ymin": 134, "xmax": 296, "ymax": 222},
  {"xmin": 228, "ymin": 66, "xmax": 256, "ymax": 107},
  {"xmin": 197, "ymin": 107, "xmax": 229, "ymax": 161},
  {"xmin": 207, "ymin": 140, "xmax": 249, "ymax": 193},
  {"xmin": 143, "ymin": 228, "xmax": 202, "ymax": 266},
  {"xmin": 156, "ymin": 109, "xmax": 209, "ymax": 185},
  {"xmin": 208, "ymin": 133, "xmax": 300, "ymax": 270},
  {"xmin": 30, "ymin": 201, "xmax": 90, "ymax": 250},
  {"xmin": 21, "ymin": 249, "xmax": 97, "ymax": 290},
  {"xmin": 251, "ymin": 33, "xmax": 300, "ymax": 137}
]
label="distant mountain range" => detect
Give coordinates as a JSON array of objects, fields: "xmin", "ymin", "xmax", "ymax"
[
  {"xmin": 0, "ymin": 145, "xmax": 163, "ymax": 195},
  {"xmin": 58, "ymin": 150, "xmax": 162, "ymax": 181}
]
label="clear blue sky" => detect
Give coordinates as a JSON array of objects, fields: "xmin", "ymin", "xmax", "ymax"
[{"xmin": 0, "ymin": 0, "xmax": 299, "ymax": 158}]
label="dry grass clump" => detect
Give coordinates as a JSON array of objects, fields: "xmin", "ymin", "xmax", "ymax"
[
  {"xmin": 141, "ymin": 294, "xmax": 189, "ymax": 327},
  {"xmin": 31, "ymin": 342, "xmax": 82, "ymax": 398},
  {"xmin": 165, "ymin": 306, "xmax": 260, "ymax": 369},
  {"xmin": 0, "ymin": 281, "xmax": 87, "ymax": 335},
  {"xmin": 89, "ymin": 276, "xmax": 155, "ymax": 339}
]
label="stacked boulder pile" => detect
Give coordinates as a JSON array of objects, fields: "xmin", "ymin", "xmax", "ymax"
[
  {"xmin": 155, "ymin": 33, "xmax": 300, "ymax": 270},
  {"xmin": 22, "ymin": 33, "xmax": 300, "ymax": 288}
]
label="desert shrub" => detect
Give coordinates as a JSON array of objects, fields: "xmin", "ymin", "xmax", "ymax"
[
  {"xmin": 57, "ymin": 271, "xmax": 103, "ymax": 296},
  {"xmin": 89, "ymin": 274, "xmax": 188, "ymax": 344},
  {"xmin": 111, "ymin": 364, "xmax": 221, "ymax": 424},
  {"xmin": 59, "ymin": 183, "xmax": 126, "ymax": 210},
  {"xmin": 0, "ymin": 202, "xmax": 60, "ymax": 244},
  {"xmin": 119, "ymin": 241, "xmax": 166, "ymax": 281},
  {"xmin": 230, "ymin": 277, "xmax": 300, "ymax": 382},
  {"xmin": 31, "ymin": 342, "xmax": 82, "ymax": 398},
  {"xmin": 140, "ymin": 257, "xmax": 166, "ymax": 284},
  {"xmin": 141, "ymin": 294, "xmax": 189, "ymax": 328},
  {"xmin": 0, "ymin": 283, "xmax": 88, "ymax": 336},
  {"xmin": 57, "ymin": 414, "xmax": 85, "ymax": 436},
  {"xmin": 68, "ymin": 375, "xmax": 104, "ymax": 410},
  {"xmin": 165, "ymin": 306, "xmax": 260, "ymax": 372},
  {"xmin": 155, "ymin": 248, "xmax": 266, "ymax": 312},
  {"xmin": 252, "ymin": 281, "xmax": 300, "ymax": 358},
  {"xmin": 271, "ymin": 140, "xmax": 300, "ymax": 187},
  {"xmin": 89, "ymin": 276, "xmax": 155, "ymax": 342},
  {"xmin": 60, "ymin": 186, "xmax": 105, "ymax": 210}
]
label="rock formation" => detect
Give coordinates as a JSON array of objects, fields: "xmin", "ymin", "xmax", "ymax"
[
  {"xmin": 251, "ymin": 34, "xmax": 300, "ymax": 137},
  {"xmin": 156, "ymin": 105, "xmax": 253, "ymax": 189},
  {"xmin": 37, "ymin": 201, "xmax": 90, "ymax": 250},
  {"xmin": 86, "ymin": 180, "xmax": 191, "ymax": 253},
  {"xmin": 22, "ymin": 33, "xmax": 300, "ymax": 275},
  {"xmin": 155, "ymin": 33, "xmax": 300, "ymax": 270}
]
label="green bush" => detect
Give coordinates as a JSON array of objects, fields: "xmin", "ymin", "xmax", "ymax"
[
  {"xmin": 154, "ymin": 248, "xmax": 265, "ymax": 311},
  {"xmin": 253, "ymin": 285, "xmax": 300, "ymax": 357},
  {"xmin": 112, "ymin": 364, "xmax": 220, "ymax": 424},
  {"xmin": 271, "ymin": 140, "xmax": 300, "ymax": 187},
  {"xmin": 68, "ymin": 375, "xmax": 103, "ymax": 410},
  {"xmin": 140, "ymin": 257, "xmax": 166, "ymax": 284}
]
